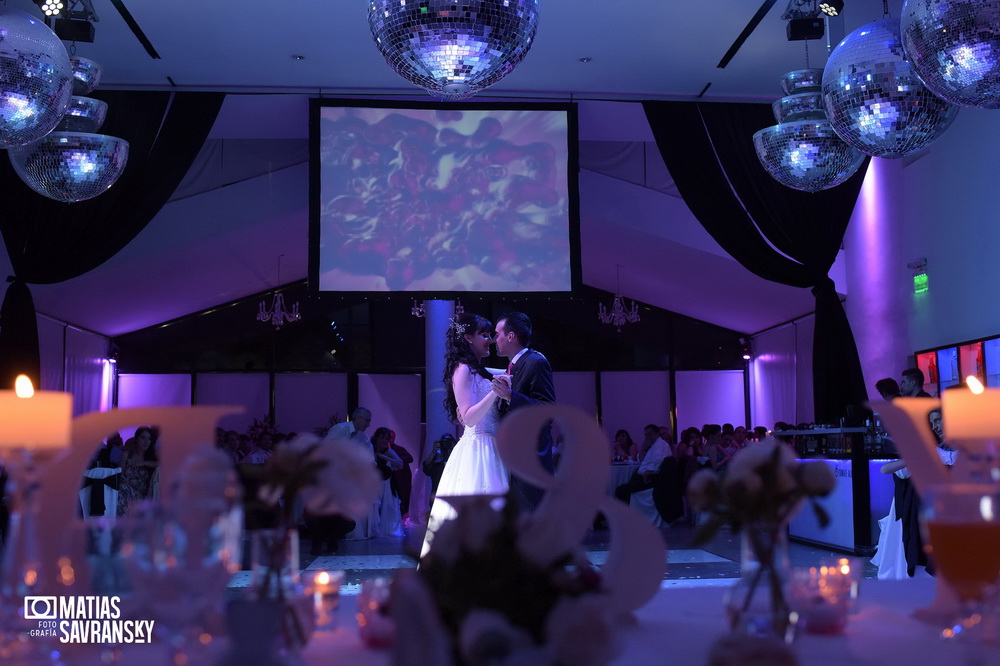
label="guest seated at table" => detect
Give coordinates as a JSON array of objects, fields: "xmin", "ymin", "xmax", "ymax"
[
  {"xmin": 90, "ymin": 431, "xmax": 125, "ymax": 470},
  {"xmin": 116, "ymin": 427, "xmax": 159, "ymax": 516},
  {"xmin": 611, "ymin": 429, "xmax": 639, "ymax": 462},
  {"xmin": 615, "ymin": 424, "xmax": 672, "ymax": 505},
  {"xmin": 706, "ymin": 433, "xmax": 731, "ymax": 473},
  {"xmin": 242, "ymin": 430, "xmax": 273, "ymax": 464},
  {"xmin": 387, "ymin": 430, "xmax": 414, "ymax": 524}
]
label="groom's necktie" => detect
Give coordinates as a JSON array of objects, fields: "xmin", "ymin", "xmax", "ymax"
[{"xmin": 507, "ymin": 361, "xmax": 514, "ymax": 375}]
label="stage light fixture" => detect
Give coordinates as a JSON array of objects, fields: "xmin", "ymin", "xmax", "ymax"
[
  {"xmin": 36, "ymin": 0, "xmax": 64, "ymax": 17},
  {"xmin": 819, "ymin": 1, "xmax": 844, "ymax": 16}
]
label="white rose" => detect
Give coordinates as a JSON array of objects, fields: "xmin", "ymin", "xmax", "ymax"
[
  {"xmin": 545, "ymin": 596, "xmax": 620, "ymax": 666},
  {"xmin": 686, "ymin": 469, "xmax": 719, "ymax": 510},
  {"xmin": 296, "ymin": 434, "xmax": 382, "ymax": 519},
  {"xmin": 798, "ymin": 461, "xmax": 836, "ymax": 496}
]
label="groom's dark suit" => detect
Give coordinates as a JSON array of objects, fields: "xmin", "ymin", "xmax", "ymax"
[{"xmin": 502, "ymin": 348, "xmax": 556, "ymax": 509}]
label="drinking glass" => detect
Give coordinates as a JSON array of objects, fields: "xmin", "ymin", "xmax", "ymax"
[{"xmin": 921, "ymin": 483, "xmax": 1000, "ymax": 648}]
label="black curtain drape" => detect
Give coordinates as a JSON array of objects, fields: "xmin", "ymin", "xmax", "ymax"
[
  {"xmin": 0, "ymin": 91, "xmax": 226, "ymax": 389},
  {"xmin": 643, "ymin": 101, "xmax": 870, "ymax": 424}
]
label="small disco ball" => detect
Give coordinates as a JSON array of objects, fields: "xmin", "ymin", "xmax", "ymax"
[
  {"xmin": 368, "ymin": 0, "xmax": 539, "ymax": 99},
  {"xmin": 57, "ymin": 96, "xmax": 108, "ymax": 133},
  {"xmin": 9, "ymin": 132, "xmax": 129, "ymax": 203},
  {"xmin": 70, "ymin": 57, "xmax": 103, "ymax": 96},
  {"xmin": 753, "ymin": 121, "xmax": 867, "ymax": 192},
  {"xmin": 0, "ymin": 8, "xmax": 73, "ymax": 148},
  {"xmin": 822, "ymin": 18, "xmax": 959, "ymax": 158},
  {"xmin": 901, "ymin": 0, "xmax": 1000, "ymax": 108}
]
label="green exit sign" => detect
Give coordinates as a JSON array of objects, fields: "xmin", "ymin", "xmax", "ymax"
[{"xmin": 913, "ymin": 272, "xmax": 929, "ymax": 294}]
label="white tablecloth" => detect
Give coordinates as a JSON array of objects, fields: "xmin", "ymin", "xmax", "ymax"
[{"xmin": 607, "ymin": 462, "xmax": 638, "ymax": 496}]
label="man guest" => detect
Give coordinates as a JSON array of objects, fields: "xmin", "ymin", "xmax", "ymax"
[{"xmin": 899, "ymin": 368, "xmax": 932, "ymax": 398}]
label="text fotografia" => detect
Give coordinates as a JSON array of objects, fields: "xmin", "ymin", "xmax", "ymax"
[{"xmin": 24, "ymin": 596, "xmax": 155, "ymax": 644}]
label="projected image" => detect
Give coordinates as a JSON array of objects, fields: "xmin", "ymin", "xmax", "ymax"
[{"xmin": 314, "ymin": 105, "xmax": 573, "ymax": 292}]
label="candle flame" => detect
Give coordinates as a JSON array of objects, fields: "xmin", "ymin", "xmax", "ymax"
[
  {"xmin": 967, "ymin": 375, "xmax": 985, "ymax": 394},
  {"xmin": 14, "ymin": 374, "xmax": 34, "ymax": 398},
  {"xmin": 316, "ymin": 571, "xmax": 331, "ymax": 585}
]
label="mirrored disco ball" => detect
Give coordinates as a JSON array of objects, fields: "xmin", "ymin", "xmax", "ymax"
[
  {"xmin": 901, "ymin": 0, "xmax": 1000, "ymax": 108},
  {"xmin": 368, "ymin": 0, "xmax": 539, "ymax": 99},
  {"xmin": 822, "ymin": 18, "xmax": 959, "ymax": 158},
  {"xmin": 754, "ymin": 121, "xmax": 867, "ymax": 192},
  {"xmin": 9, "ymin": 132, "xmax": 129, "ymax": 202},
  {"xmin": 70, "ymin": 56, "xmax": 103, "ymax": 96},
  {"xmin": 0, "ymin": 8, "xmax": 73, "ymax": 148},
  {"xmin": 57, "ymin": 96, "xmax": 107, "ymax": 133}
]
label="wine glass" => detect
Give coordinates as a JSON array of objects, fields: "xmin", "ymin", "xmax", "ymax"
[{"xmin": 921, "ymin": 483, "xmax": 1000, "ymax": 649}]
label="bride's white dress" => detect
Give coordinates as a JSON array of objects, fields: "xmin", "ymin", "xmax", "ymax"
[{"xmin": 421, "ymin": 371, "xmax": 509, "ymax": 557}]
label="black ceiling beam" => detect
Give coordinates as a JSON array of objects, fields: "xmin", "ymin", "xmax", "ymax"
[
  {"xmin": 108, "ymin": 0, "xmax": 161, "ymax": 59},
  {"xmin": 717, "ymin": 0, "xmax": 780, "ymax": 69}
]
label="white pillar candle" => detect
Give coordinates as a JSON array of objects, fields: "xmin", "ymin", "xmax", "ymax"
[{"xmin": 0, "ymin": 375, "xmax": 72, "ymax": 450}]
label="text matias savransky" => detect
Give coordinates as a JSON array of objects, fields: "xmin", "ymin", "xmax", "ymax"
[{"xmin": 25, "ymin": 596, "xmax": 155, "ymax": 644}]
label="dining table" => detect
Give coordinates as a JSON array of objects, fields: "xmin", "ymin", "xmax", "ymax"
[
  {"xmin": 63, "ymin": 577, "xmax": 1000, "ymax": 665},
  {"xmin": 607, "ymin": 461, "xmax": 639, "ymax": 496},
  {"xmin": 296, "ymin": 576, "xmax": 997, "ymax": 665}
]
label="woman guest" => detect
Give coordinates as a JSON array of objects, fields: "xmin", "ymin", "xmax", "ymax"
[
  {"xmin": 387, "ymin": 430, "xmax": 414, "ymax": 524},
  {"xmin": 116, "ymin": 426, "xmax": 159, "ymax": 516},
  {"xmin": 372, "ymin": 426, "xmax": 404, "ymax": 537},
  {"xmin": 611, "ymin": 429, "xmax": 639, "ymax": 462}
]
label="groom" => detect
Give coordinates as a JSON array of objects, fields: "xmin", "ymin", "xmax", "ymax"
[{"xmin": 492, "ymin": 311, "xmax": 556, "ymax": 511}]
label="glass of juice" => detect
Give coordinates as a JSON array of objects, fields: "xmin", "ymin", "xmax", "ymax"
[{"xmin": 922, "ymin": 483, "xmax": 1000, "ymax": 646}]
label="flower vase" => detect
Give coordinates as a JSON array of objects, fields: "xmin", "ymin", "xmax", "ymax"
[
  {"xmin": 244, "ymin": 528, "xmax": 314, "ymax": 652},
  {"xmin": 724, "ymin": 521, "xmax": 796, "ymax": 643}
]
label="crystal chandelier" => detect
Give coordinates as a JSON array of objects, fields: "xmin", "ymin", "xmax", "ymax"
[
  {"xmin": 753, "ymin": 68, "xmax": 866, "ymax": 192},
  {"xmin": 901, "ymin": 0, "xmax": 1000, "ymax": 109},
  {"xmin": 822, "ymin": 13, "xmax": 959, "ymax": 158},
  {"xmin": 8, "ymin": 56, "xmax": 129, "ymax": 202},
  {"xmin": 0, "ymin": 8, "xmax": 73, "ymax": 148},
  {"xmin": 257, "ymin": 292, "xmax": 300, "ymax": 330},
  {"xmin": 598, "ymin": 266, "xmax": 640, "ymax": 333},
  {"xmin": 257, "ymin": 256, "xmax": 301, "ymax": 330},
  {"xmin": 368, "ymin": 0, "xmax": 539, "ymax": 100}
]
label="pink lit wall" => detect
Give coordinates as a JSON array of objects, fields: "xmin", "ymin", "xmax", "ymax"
[
  {"xmin": 844, "ymin": 108, "xmax": 1000, "ymax": 387},
  {"xmin": 674, "ymin": 370, "xmax": 746, "ymax": 430}
]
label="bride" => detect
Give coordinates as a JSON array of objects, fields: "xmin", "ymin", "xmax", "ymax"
[{"xmin": 420, "ymin": 312, "xmax": 509, "ymax": 557}]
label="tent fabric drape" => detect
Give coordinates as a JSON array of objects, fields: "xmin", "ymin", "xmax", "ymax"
[
  {"xmin": 643, "ymin": 100, "xmax": 869, "ymax": 423},
  {"xmin": 0, "ymin": 91, "xmax": 226, "ymax": 389}
]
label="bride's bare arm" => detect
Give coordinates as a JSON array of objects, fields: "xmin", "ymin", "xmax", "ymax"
[{"xmin": 453, "ymin": 364, "xmax": 498, "ymax": 427}]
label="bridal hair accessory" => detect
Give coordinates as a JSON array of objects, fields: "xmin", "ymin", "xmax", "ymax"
[{"xmin": 449, "ymin": 317, "xmax": 469, "ymax": 335}]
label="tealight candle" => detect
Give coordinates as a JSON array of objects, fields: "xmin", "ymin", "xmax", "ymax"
[
  {"xmin": 305, "ymin": 569, "xmax": 344, "ymax": 630},
  {"xmin": 0, "ymin": 375, "xmax": 72, "ymax": 451},
  {"xmin": 357, "ymin": 577, "xmax": 394, "ymax": 647},
  {"xmin": 789, "ymin": 563, "xmax": 852, "ymax": 634}
]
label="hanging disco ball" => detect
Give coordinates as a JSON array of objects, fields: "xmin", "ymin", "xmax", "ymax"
[
  {"xmin": 901, "ymin": 0, "xmax": 1000, "ymax": 108},
  {"xmin": 9, "ymin": 132, "xmax": 129, "ymax": 202},
  {"xmin": 822, "ymin": 18, "xmax": 959, "ymax": 158},
  {"xmin": 70, "ymin": 56, "xmax": 103, "ymax": 96},
  {"xmin": 58, "ymin": 96, "xmax": 107, "ymax": 133},
  {"xmin": 753, "ymin": 69, "xmax": 866, "ymax": 192},
  {"xmin": 0, "ymin": 7, "xmax": 73, "ymax": 147},
  {"xmin": 368, "ymin": 0, "xmax": 539, "ymax": 100}
]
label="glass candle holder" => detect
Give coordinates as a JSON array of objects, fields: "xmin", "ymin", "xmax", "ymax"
[
  {"xmin": 304, "ymin": 569, "xmax": 344, "ymax": 630},
  {"xmin": 788, "ymin": 562, "xmax": 854, "ymax": 634}
]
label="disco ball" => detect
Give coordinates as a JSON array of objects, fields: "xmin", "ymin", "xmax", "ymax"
[
  {"xmin": 754, "ymin": 69, "xmax": 866, "ymax": 192},
  {"xmin": 0, "ymin": 8, "xmax": 73, "ymax": 147},
  {"xmin": 901, "ymin": 0, "xmax": 1000, "ymax": 108},
  {"xmin": 9, "ymin": 132, "xmax": 129, "ymax": 203},
  {"xmin": 58, "ymin": 96, "xmax": 107, "ymax": 133},
  {"xmin": 368, "ymin": 0, "xmax": 539, "ymax": 100},
  {"xmin": 70, "ymin": 56, "xmax": 103, "ymax": 96},
  {"xmin": 822, "ymin": 18, "xmax": 959, "ymax": 158}
]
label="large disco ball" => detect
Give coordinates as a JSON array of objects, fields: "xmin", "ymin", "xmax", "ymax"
[
  {"xmin": 368, "ymin": 0, "xmax": 539, "ymax": 100},
  {"xmin": 822, "ymin": 18, "xmax": 959, "ymax": 158},
  {"xmin": 754, "ymin": 70, "xmax": 866, "ymax": 192},
  {"xmin": 901, "ymin": 0, "xmax": 1000, "ymax": 108},
  {"xmin": 9, "ymin": 132, "xmax": 129, "ymax": 202},
  {"xmin": 0, "ymin": 8, "xmax": 73, "ymax": 148}
]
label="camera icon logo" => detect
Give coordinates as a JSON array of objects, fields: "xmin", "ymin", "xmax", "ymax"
[{"xmin": 24, "ymin": 596, "xmax": 57, "ymax": 620}]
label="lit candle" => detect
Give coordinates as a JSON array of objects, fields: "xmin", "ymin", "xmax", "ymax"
[
  {"xmin": 0, "ymin": 375, "xmax": 72, "ymax": 451},
  {"xmin": 305, "ymin": 569, "xmax": 344, "ymax": 630}
]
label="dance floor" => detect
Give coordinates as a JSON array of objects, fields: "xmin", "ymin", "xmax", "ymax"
[{"xmin": 228, "ymin": 523, "xmax": 882, "ymax": 596}]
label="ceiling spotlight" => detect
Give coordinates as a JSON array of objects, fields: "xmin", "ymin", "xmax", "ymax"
[
  {"xmin": 36, "ymin": 0, "xmax": 64, "ymax": 17},
  {"xmin": 819, "ymin": 1, "xmax": 844, "ymax": 17}
]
